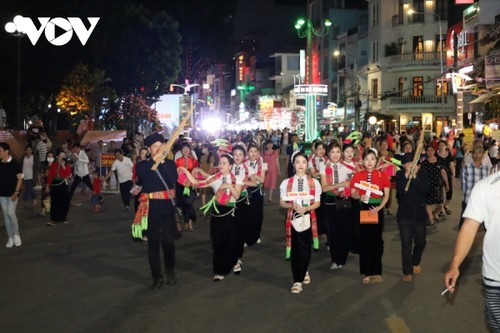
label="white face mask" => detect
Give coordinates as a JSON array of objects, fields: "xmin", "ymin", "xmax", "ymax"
[{"xmin": 47, "ymin": 157, "xmax": 55, "ymax": 163}]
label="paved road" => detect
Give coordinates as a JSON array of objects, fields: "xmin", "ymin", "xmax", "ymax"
[{"xmin": 0, "ymin": 178, "xmax": 488, "ymax": 333}]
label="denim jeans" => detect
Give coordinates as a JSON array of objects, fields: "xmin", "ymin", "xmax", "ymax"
[
  {"xmin": 0, "ymin": 196, "xmax": 19, "ymax": 238},
  {"xmin": 22, "ymin": 179, "xmax": 36, "ymax": 201}
]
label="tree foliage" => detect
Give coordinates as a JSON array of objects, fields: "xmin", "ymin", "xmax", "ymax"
[
  {"xmin": 103, "ymin": 94, "xmax": 160, "ymax": 136},
  {"xmin": 55, "ymin": 64, "xmax": 114, "ymax": 116}
]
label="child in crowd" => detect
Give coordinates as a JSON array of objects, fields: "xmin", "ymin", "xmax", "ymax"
[{"xmin": 91, "ymin": 170, "xmax": 104, "ymax": 212}]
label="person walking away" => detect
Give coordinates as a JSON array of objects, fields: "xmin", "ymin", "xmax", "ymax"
[
  {"xmin": 262, "ymin": 140, "xmax": 280, "ymax": 203},
  {"xmin": 21, "ymin": 146, "xmax": 37, "ymax": 208},
  {"xmin": 0, "ymin": 142, "xmax": 23, "ymax": 247},
  {"xmin": 444, "ymin": 171, "xmax": 500, "ymax": 332},
  {"xmin": 68, "ymin": 142, "xmax": 93, "ymax": 203},
  {"xmin": 133, "ymin": 133, "xmax": 179, "ymax": 289},
  {"xmin": 459, "ymin": 145, "xmax": 490, "ymax": 229},
  {"xmin": 279, "ymin": 152, "xmax": 321, "ymax": 294},
  {"xmin": 46, "ymin": 149, "xmax": 71, "ymax": 225},
  {"xmin": 395, "ymin": 153, "xmax": 430, "ymax": 282},
  {"xmin": 104, "ymin": 149, "xmax": 134, "ymax": 210}
]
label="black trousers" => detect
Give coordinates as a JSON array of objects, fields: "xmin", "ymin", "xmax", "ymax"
[
  {"xmin": 50, "ymin": 182, "xmax": 70, "ymax": 222},
  {"xmin": 210, "ymin": 205, "xmax": 238, "ymax": 275},
  {"xmin": 359, "ymin": 203, "xmax": 384, "ymax": 276},
  {"xmin": 234, "ymin": 196, "xmax": 249, "ymax": 259},
  {"xmin": 325, "ymin": 200, "xmax": 351, "ymax": 266},
  {"xmin": 291, "ymin": 226, "xmax": 312, "ymax": 283},
  {"xmin": 316, "ymin": 193, "xmax": 328, "ymax": 236},
  {"xmin": 349, "ymin": 199, "xmax": 361, "ymax": 253},
  {"xmin": 175, "ymin": 184, "xmax": 197, "ymax": 224},
  {"xmin": 244, "ymin": 187, "xmax": 263, "ymax": 246},
  {"xmin": 119, "ymin": 180, "xmax": 133, "ymax": 207},
  {"xmin": 147, "ymin": 213, "xmax": 176, "ymax": 280},
  {"xmin": 398, "ymin": 217, "xmax": 426, "ymax": 275},
  {"xmin": 68, "ymin": 174, "xmax": 93, "ymax": 201}
]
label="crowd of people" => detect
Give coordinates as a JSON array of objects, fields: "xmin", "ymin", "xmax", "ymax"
[{"xmin": 1, "ymin": 124, "xmax": 500, "ymax": 330}]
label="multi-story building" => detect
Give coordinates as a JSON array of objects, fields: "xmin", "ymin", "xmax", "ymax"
[{"xmin": 366, "ymin": 0, "xmax": 455, "ymax": 136}]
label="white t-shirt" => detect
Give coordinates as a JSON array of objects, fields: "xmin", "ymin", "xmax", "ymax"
[
  {"xmin": 463, "ymin": 172, "xmax": 500, "ymax": 281},
  {"xmin": 279, "ymin": 175, "xmax": 322, "ymax": 205},
  {"xmin": 74, "ymin": 150, "xmax": 90, "ymax": 177},
  {"xmin": 22, "ymin": 155, "xmax": 34, "ymax": 180},
  {"xmin": 111, "ymin": 156, "xmax": 133, "ymax": 183}
]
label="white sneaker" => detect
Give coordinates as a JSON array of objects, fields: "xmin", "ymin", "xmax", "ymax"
[
  {"xmin": 330, "ymin": 263, "xmax": 343, "ymax": 270},
  {"xmin": 5, "ymin": 237, "xmax": 14, "ymax": 248},
  {"xmin": 256, "ymin": 238, "xmax": 262, "ymax": 244},
  {"xmin": 13, "ymin": 234, "xmax": 21, "ymax": 247}
]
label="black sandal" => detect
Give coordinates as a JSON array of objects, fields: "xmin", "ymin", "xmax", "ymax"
[{"xmin": 444, "ymin": 207, "xmax": 451, "ymax": 215}]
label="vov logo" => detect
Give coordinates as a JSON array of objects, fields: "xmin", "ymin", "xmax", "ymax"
[{"xmin": 19, "ymin": 17, "xmax": 100, "ymax": 46}]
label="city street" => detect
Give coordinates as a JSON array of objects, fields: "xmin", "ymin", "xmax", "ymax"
[{"xmin": 0, "ymin": 178, "xmax": 488, "ymax": 333}]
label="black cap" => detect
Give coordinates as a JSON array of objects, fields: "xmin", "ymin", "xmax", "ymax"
[
  {"xmin": 144, "ymin": 133, "xmax": 164, "ymax": 147},
  {"xmin": 401, "ymin": 153, "xmax": 414, "ymax": 164}
]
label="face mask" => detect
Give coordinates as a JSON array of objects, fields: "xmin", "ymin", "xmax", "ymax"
[{"xmin": 47, "ymin": 157, "xmax": 55, "ymax": 163}]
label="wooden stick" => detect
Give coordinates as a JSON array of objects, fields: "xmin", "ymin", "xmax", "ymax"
[
  {"xmin": 404, "ymin": 118, "xmax": 428, "ymax": 192},
  {"xmin": 151, "ymin": 104, "xmax": 195, "ymax": 170}
]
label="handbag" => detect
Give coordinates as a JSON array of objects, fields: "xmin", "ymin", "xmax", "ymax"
[
  {"xmin": 291, "ymin": 213, "xmax": 311, "ymax": 232},
  {"xmin": 360, "ymin": 210, "xmax": 379, "ymax": 224},
  {"xmin": 335, "ymin": 197, "xmax": 351, "ymax": 209},
  {"xmin": 43, "ymin": 196, "xmax": 51, "ymax": 213}
]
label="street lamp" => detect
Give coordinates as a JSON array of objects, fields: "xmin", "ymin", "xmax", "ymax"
[
  {"xmin": 5, "ymin": 15, "xmax": 26, "ymax": 129},
  {"xmin": 294, "ymin": 17, "xmax": 332, "ymax": 142},
  {"xmin": 407, "ymin": 8, "xmax": 445, "ymax": 137}
]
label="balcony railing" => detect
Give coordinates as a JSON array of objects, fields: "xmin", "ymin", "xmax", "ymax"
[
  {"xmin": 388, "ymin": 95, "xmax": 449, "ymax": 105},
  {"xmin": 387, "ymin": 52, "xmax": 441, "ymax": 64}
]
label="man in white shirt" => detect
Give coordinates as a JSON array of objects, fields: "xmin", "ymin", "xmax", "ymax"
[
  {"xmin": 104, "ymin": 149, "xmax": 134, "ymax": 210},
  {"xmin": 444, "ymin": 171, "xmax": 500, "ymax": 331},
  {"xmin": 69, "ymin": 142, "xmax": 93, "ymax": 202}
]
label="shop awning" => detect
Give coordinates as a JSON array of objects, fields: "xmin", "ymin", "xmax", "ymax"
[
  {"xmin": 80, "ymin": 130, "xmax": 127, "ymax": 146},
  {"xmin": 469, "ymin": 93, "xmax": 494, "ymax": 104}
]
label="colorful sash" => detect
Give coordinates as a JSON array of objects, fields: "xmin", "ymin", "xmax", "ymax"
[
  {"xmin": 285, "ymin": 175, "xmax": 319, "ymax": 259},
  {"xmin": 132, "ymin": 190, "xmax": 174, "ymax": 238},
  {"xmin": 199, "ymin": 172, "xmax": 237, "ymax": 215}
]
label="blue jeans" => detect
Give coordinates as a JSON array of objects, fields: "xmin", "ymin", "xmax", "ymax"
[
  {"xmin": 0, "ymin": 196, "xmax": 19, "ymax": 238},
  {"xmin": 22, "ymin": 179, "xmax": 36, "ymax": 201}
]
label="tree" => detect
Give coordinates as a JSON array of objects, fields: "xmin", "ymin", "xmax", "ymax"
[
  {"xmin": 104, "ymin": 94, "xmax": 160, "ymax": 136},
  {"xmin": 55, "ymin": 64, "xmax": 114, "ymax": 116},
  {"xmin": 95, "ymin": 4, "xmax": 183, "ymax": 97},
  {"xmin": 484, "ymin": 96, "xmax": 500, "ymax": 121}
]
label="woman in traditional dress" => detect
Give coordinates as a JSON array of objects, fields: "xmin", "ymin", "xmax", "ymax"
[
  {"xmin": 174, "ymin": 142, "xmax": 199, "ymax": 231},
  {"xmin": 350, "ymin": 148, "xmax": 390, "ymax": 284},
  {"xmin": 279, "ymin": 152, "xmax": 321, "ymax": 294},
  {"xmin": 40, "ymin": 151, "xmax": 55, "ymax": 217},
  {"xmin": 262, "ymin": 140, "xmax": 280, "ymax": 202},
  {"xmin": 46, "ymin": 149, "xmax": 72, "ymax": 226},
  {"xmin": 244, "ymin": 143, "xmax": 267, "ymax": 245},
  {"xmin": 342, "ymin": 143, "xmax": 361, "ymax": 254},
  {"xmin": 309, "ymin": 141, "xmax": 328, "ymax": 237},
  {"xmin": 376, "ymin": 138, "xmax": 396, "ymax": 215},
  {"xmin": 199, "ymin": 143, "xmax": 215, "ymax": 207},
  {"xmin": 231, "ymin": 145, "xmax": 251, "ymax": 274},
  {"xmin": 179, "ymin": 154, "xmax": 242, "ymax": 281},
  {"xmin": 320, "ymin": 142, "xmax": 354, "ymax": 269}
]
